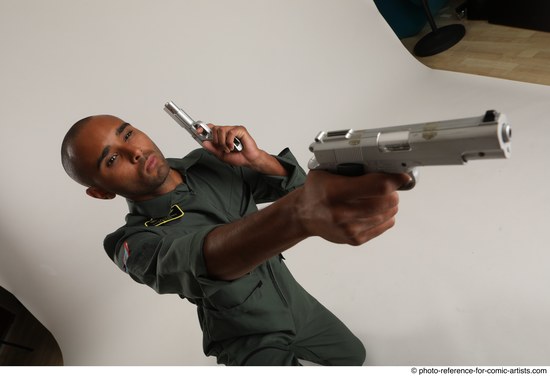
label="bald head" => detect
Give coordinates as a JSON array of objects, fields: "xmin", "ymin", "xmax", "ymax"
[
  {"xmin": 61, "ymin": 115, "xmax": 123, "ymax": 187},
  {"xmin": 60, "ymin": 115, "xmax": 176, "ymax": 201}
]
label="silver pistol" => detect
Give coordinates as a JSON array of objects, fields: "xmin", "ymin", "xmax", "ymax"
[
  {"xmin": 164, "ymin": 101, "xmax": 243, "ymax": 151},
  {"xmin": 308, "ymin": 110, "xmax": 512, "ymax": 189}
]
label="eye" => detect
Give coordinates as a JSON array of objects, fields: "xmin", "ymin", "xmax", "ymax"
[
  {"xmin": 124, "ymin": 130, "xmax": 133, "ymax": 141},
  {"xmin": 106, "ymin": 153, "xmax": 118, "ymax": 167}
]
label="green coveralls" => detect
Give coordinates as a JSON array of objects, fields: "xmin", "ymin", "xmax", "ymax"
[{"xmin": 104, "ymin": 148, "xmax": 366, "ymax": 366}]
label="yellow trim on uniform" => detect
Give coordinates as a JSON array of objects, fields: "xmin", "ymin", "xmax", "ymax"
[{"xmin": 144, "ymin": 204, "xmax": 184, "ymax": 227}]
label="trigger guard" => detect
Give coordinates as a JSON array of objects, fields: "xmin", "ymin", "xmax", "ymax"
[{"xmin": 401, "ymin": 169, "xmax": 419, "ymax": 190}]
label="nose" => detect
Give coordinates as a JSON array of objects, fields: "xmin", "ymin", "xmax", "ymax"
[{"xmin": 124, "ymin": 144, "xmax": 143, "ymax": 163}]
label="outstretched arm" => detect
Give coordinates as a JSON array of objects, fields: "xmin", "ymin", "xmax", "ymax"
[
  {"xmin": 200, "ymin": 124, "xmax": 410, "ymax": 280},
  {"xmin": 203, "ymin": 170, "xmax": 409, "ymax": 280}
]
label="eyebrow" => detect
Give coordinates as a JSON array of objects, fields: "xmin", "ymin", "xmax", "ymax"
[
  {"xmin": 96, "ymin": 122, "xmax": 131, "ymax": 169},
  {"xmin": 97, "ymin": 146, "xmax": 111, "ymax": 170},
  {"xmin": 116, "ymin": 122, "xmax": 130, "ymax": 136}
]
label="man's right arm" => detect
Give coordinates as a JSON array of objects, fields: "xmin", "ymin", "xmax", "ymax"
[{"xmin": 203, "ymin": 170, "xmax": 411, "ymax": 281}]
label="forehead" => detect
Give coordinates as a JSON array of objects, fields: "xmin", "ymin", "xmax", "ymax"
[
  {"xmin": 82, "ymin": 115, "xmax": 126, "ymax": 134},
  {"xmin": 70, "ymin": 116, "xmax": 126, "ymax": 163}
]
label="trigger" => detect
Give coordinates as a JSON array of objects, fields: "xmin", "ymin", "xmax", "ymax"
[{"xmin": 336, "ymin": 163, "xmax": 365, "ymax": 176}]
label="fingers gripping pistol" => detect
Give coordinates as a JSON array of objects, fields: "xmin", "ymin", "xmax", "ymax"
[
  {"xmin": 308, "ymin": 110, "xmax": 512, "ymax": 189},
  {"xmin": 164, "ymin": 100, "xmax": 243, "ymax": 151}
]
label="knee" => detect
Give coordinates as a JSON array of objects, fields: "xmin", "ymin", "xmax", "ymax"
[
  {"xmin": 348, "ymin": 339, "xmax": 366, "ymax": 366},
  {"xmin": 336, "ymin": 333, "xmax": 366, "ymax": 366}
]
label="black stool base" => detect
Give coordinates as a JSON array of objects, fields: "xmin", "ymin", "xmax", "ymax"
[{"xmin": 413, "ymin": 24, "xmax": 466, "ymax": 57}]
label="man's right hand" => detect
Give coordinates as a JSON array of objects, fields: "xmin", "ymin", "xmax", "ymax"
[{"xmin": 295, "ymin": 170, "xmax": 411, "ymax": 246}]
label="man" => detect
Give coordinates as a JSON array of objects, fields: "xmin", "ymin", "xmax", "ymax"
[{"xmin": 61, "ymin": 114, "xmax": 409, "ymax": 365}]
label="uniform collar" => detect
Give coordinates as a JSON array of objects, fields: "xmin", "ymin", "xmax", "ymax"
[{"xmin": 125, "ymin": 149, "xmax": 204, "ymax": 218}]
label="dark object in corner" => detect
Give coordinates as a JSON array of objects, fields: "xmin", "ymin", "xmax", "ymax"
[
  {"xmin": 461, "ymin": 0, "xmax": 550, "ymax": 32},
  {"xmin": 489, "ymin": 0, "xmax": 550, "ymax": 33},
  {"xmin": 0, "ymin": 286, "xmax": 63, "ymax": 365},
  {"xmin": 465, "ymin": 0, "xmax": 491, "ymax": 20}
]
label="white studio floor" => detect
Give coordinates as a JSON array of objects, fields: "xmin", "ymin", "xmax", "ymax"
[{"xmin": 1, "ymin": 0, "xmax": 549, "ymax": 366}]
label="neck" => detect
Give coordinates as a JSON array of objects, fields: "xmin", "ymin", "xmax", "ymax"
[
  {"xmin": 126, "ymin": 168, "xmax": 184, "ymax": 202},
  {"xmin": 159, "ymin": 168, "xmax": 185, "ymax": 194}
]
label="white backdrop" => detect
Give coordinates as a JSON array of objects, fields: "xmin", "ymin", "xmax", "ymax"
[{"xmin": 1, "ymin": 0, "xmax": 549, "ymax": 366}]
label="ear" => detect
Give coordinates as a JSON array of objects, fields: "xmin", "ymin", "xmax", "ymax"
[{"xmin": 86, "ymin": 186, "xmax": 116, "ymax": 200}]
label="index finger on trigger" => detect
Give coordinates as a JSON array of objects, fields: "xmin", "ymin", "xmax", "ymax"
[{"xmin": 329, "ymin": 172, "xmax": 411, "ymax": 198}]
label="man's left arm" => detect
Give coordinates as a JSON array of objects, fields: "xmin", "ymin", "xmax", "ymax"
[
  {"xmin": 247, "ymin": 149, "xmax": 289, "ymax": 177},
  {"xmin": 202, "ymin": 124, "xmax": 306, "ymax": 203},
  {"xmin": 201, "ymin": 124, "xmax": 287, "ymax": 176}
]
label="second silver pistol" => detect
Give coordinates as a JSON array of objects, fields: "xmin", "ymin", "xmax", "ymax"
[{"xmin": 164, "ymin": 101, "xmax": 243, "ymax": 152}]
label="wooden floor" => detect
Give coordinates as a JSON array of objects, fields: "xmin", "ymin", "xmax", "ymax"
[{"xmin": 400, "ymin": 3, "xmax": 550, "ymax": 86}]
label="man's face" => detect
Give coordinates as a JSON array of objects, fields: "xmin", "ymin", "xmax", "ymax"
[{"xmin": 70, "ymin": 115, "xmax": 172, "ymax": 201}]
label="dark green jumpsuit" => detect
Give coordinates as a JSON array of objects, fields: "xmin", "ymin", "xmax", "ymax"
[{"xmin": 104, "ymin": 148, "xmax": 366, "ymax": 366}]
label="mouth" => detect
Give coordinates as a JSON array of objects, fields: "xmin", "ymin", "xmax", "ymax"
[{"xmin": 144, "ymin": 154, "xmax": 158, "ymax": 173}]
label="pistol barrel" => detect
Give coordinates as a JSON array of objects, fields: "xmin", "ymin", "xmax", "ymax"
[
  {"xmin": 308, "ymin": 110, "xmax": 511, "ymax": 176},
  {"xmin": 165, "ymin": 101, "xmax": 194, "ymax": 127}
]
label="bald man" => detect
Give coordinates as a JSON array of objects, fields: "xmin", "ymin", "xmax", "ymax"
[{"xmin": 61, "ymin": 114, "xmax": 409, "ymax": 365}]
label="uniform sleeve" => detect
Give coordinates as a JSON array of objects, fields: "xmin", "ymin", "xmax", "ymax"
[
  {"xmin": 105, "ymin": 225, "xmax": 231, "ymax": 299},
  {"xmin": 242, "ymin": 147, "xmax": 307, "ymax": 204}
]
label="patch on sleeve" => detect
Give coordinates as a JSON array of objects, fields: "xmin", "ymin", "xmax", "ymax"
[
  {"xmin": 144, "ymin": 204, "xmax": 184, "ymax": 227},
  {"xmin": 121, "ymin": 241, "xmax": 131, "ymax": 273}
]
